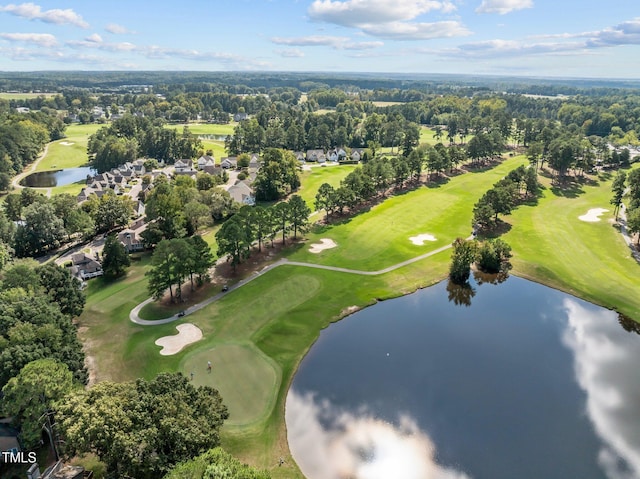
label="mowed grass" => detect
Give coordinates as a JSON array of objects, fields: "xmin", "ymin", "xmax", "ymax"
[
  {"xmin": 0, "ymin": 92, "xmax": 56, "ymax": 99},
  {"xmin": 167, "ymin": 122, "xmax": 237, "ymax": 136},
  {"xmin": 38, "ymin": 123, "xmax": 102, "ymax": 171},
  {"xmin": 290, "ymin": 156, "xmax": 527, "ymax": 270},
  {"xmin": 297, "ymin": 164, "xmax": 358, "ymax": 207},
  {"xmin": 505, "ymin": 166, "xmax": 640, "ymax": 320}
]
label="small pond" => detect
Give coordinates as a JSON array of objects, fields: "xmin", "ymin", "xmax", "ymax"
[
  {"xmin": 20, "ymin": 167, "xmax": 95, "ymax": 188},
  {"xmin": 286, "ymin": 274, "xmax": 640, "ymax": 479}
]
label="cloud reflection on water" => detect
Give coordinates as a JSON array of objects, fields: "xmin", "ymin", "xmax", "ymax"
[
  {"xmin": 286, "ymin": 390, "xmax": 471, "ymax": 479},
  {"xmin": 562, "ymin": 299, "xmax": 640, "ymax": 479}
]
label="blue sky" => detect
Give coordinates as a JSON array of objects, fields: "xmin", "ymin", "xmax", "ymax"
[{"xmin": 0, "ymin": 0, "xmax": 639, "ymax": 78}]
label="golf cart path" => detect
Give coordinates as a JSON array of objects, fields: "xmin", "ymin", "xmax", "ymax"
[
  {"xmin": 129, "ymin": 240, "xmax": 464, "ymax": 326},
  {"xmin": 11, "ymin": 142, "xmax": 53, "ymax": 197}
]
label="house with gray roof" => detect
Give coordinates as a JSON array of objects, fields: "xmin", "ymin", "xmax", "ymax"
[
  {"xmin": 70, "ymin": 253, "xmax": 103, "ymax": 280},
  {"xmin": 227, "ymin": 181, "xmax": 255, "ymax": 206}
]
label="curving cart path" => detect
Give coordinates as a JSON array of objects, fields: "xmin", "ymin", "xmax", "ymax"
[{"xmin": 129, "ymin": 240, "xmax": 465, "ymax": 326}]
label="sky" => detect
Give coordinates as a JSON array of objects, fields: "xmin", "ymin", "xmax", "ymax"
[{"xmin": 0, "ymin": 0, "xmax": 639, "ymax": 78}]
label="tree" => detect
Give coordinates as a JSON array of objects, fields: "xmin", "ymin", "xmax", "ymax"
[
  {"xmin": 37, "ymin": 263, "xmax": 85, "ymax": 317},
  {"xmin": 14, "ymin": 202, "xmax": 66, "ymax": 257},
  {"xmin": 102, "ymin": 233, "xmax": 131, "ymax": 279},
  {"xmin": 253, "ymin": 148, "xmax": 300, "ymax": 201},
  {"xmin": 184, "ymin": 201, "xmax": 211, "ymax": 234},
  {"xmin": 449, "ymin": 238, "xmax": 476, "ymax": 285},
  {"xmin": 215, "ymin": 217, "xmax": 250, "ymax": 271},
  {"xmin": 475, "ymin": 239, "xmax": 512, "ymax": 274},
  {"xmin": 56, "ymin": 373, "xmax": 229, "ymax": 479},
  {"xmin": 610, "ymin": 171, "xmax": 627, "ymax": 219},
  {"xmin": 627, "ymin": 207, "xmax": 640, "ymax": 245},
  {"xmin": 163, "ymin": 447, "xmax": 271, "ymax": 479},
  {"xmin": 272, "ymin": 201, "xmax": 291, "ymax": 245},
  {"xmin": 315, "ymin": 183, "xmax": 336, "ymax": 222},
  {"xmin": 1, "ymin": 359, "xmax": 75, "ymax": 449},
  {"xmin": 288, "ymin": 195, "xmax": 311, "ymax": 239},
  {"xmin": 146, "ymin": 239, "xmax": 191, "ymax": 301},
  {"xmin": 93, "ymin": 192, "xmax": 133, "ymax": 234},
  {"xmin": 187, "ymin": 235, "xmax": 214, "ymax": 287}
]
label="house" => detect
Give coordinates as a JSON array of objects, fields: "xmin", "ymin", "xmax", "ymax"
[
  {"xmin": 173, "ymin": 159, "xmax": 194, "ymax": 173},
  {"xmin": 351, "ymin": 148, "xmax": 364, "ymax": 162},
  {"xmin": 15, "ymin": 107, "xmax": 30, "ymax": 114},
  {"xmin": 220, "ymin": 157, "xmax": 238, "ymax": 169},
  {"xmin": 248, "ymin": 154, "xmax": 261, "ymax": 171},
  {"xmin": 70, "ymin": 253, "xmax": 103, "ymax": 280},
  {"xmin": 294, "ymin": 151, "xmax": 306, "ymax": 163},
  {"xmin": 0, "ymin": 421, "xmax": 21, "ymax": 456},
  {"xmin": 118, "ymin": 229, "xmax": 145, "ymax": 253},
  {"xmin": 197, "ymin": 155, "xmax": 215, "ymax": 169},
  {"xmin": 306, "ymin": 149, "xmax": 326, "ymax": 162},
  {"xmin": 227, "ymin": 181, "xmax": 255, "ymax": 205},
  {"xmin": 234, "ymin": 112, "xmax": 249, "ymax": 122}
]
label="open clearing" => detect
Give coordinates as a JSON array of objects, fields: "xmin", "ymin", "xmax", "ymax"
[
  {"xmin": 155, "ymin": 323, "xmax": 203, "ymax": 355},
  {"xmin": 578, "ymin": 208, "xmax": 609, "ymax": 222}
]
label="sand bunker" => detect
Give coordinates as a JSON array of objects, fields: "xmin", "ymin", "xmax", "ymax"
[
  {"xmin": 155, "ymin": 323, "xmax": 203, "ymax": 356},
  {"xmin": 579, "ymin": 208, "xmax": 609, "ymax": 222},
  {"xmin": 59, "ymin": 141, "xmax": 74, "ymax": 146},
  {"xmin": 309, "ymin": 238, "xmax": 337, "ymax": 253},
  {"xmin": 409, "ymin": 234, "xmax": 437, "ymax": 245}
]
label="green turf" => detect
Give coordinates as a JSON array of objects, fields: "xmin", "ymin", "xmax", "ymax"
[
  {"xmin": 289, "ymin": 156, "xmax": 527, "ymax": 270},
  {"xmin": 182, "ymin": 344, "xmax": 280, "ymax": 426},
  {"xmin": 38, "ymin": 124, "xmax": 102, "ymax": 171},
  {"xmin": 297, "ymin": 164, "xmax": 358, "ymax": 208},
  {"xmin": 166, "ymin": 123, "xmax": 237, "ymax": 136},
  {"xmin": 0, "ymin": 92, "xmax": 56, "ymax": 99},
  {"xmin": 504, "ymin": 166, "xmax": 640, "ymax": 320}
]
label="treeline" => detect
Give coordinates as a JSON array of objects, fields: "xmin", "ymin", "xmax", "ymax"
[
  {"xmin": 449, "ymin": 237, "xmax": 513, "ymax": 285},
  {"xmin": 1, "ymin": 188, "xmax": 132, "ymax": 257},
  {"xmin": 611, "ymin": 169, "xmax": 640, "ymax": 243},
  {"xmin": 215, "ymin": 196, "xmax": 310, "ymax": 269},
  {"xmin": 88, "ymin": 115, "xmax": 202, "ymax": 172},
  {"xmin": 473, "ymin": 165, "xmax": 538, "ymax": 230},
  {"xmin": 0, "ymin": 108, "xmax": 66, "ymax": 188}
]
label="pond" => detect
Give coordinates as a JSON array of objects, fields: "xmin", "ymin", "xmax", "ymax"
[
  {"xmin": 20, "ymin": 167, "xmax": 95, "ymax": 188},
  {"xmin": 286, "ymin": 274, "xmax": 640, "ymax": 479}
]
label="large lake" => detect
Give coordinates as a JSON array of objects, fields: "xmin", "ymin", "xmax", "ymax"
[
  {"xmin": 20, "ymin": 167, "xmax": 94, "ymax": 188},
  {"xmin": 286, "ymin": 275, "xmax": 640, "ymax": 479}
]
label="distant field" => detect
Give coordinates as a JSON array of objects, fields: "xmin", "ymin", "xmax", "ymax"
[
  {"xmin": 0, "ymin": 92, "xmax": 56, "ymax": 100},
  {"xmin": 371, "ymin": 101, "xmax": 403, "ymax": 107},
  {"xmin": 167, "ymin": 122, "xmax": 237, "ymax": 136}
]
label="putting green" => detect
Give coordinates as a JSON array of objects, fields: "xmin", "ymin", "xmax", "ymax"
[{"xmin": 181, "ymin": 343, "xmax": 280, "ymax": 427}]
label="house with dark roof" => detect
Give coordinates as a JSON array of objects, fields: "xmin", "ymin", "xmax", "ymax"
[{"xmin": 70, "ymin": 253, "xmax": 103, "ymax": 280}]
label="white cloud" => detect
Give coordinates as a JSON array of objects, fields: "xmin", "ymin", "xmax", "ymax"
[
  {"xmin": 309, "ymin": 0, "xmax": 456, "ymax": 27},
  {"xmin": 0, "ymin": 45, "xmax": 63, "ymax": 61},
  {"xmin": 67, "ymin": 35, "xmax": 136, "ymax": 52},
  {"xmin": 286, "ymin": 390, "xmax": 471, "ymax": 479},
  {"xmin": 307, "ymin": 0, "xmax": 467, "ymax": 41},
  {"xmin": 271, "ymin": 35, "xmax": 383, "ymax": 50},
  {"xmin": 0, "ymin": 32, "xmax": 57, "ymax": 47},
  {"xmin": 105, "ymin": 23, "xmax": 134, "ymax": 35},
  {"xmin": 0, "ymin": 2, "xmax": 88, "ymax": 28},
  {"xmin": 562, "ymin": 299, "xmax": 640, "ymax": 478},
  {"xmin": 359, "ymin": 20, "xmax": 470, "ymax": 40},
  {"xmin": 276, "ymin": 48, "xmax": 305, "ymax": 58},
  {"xmin": 475, "ymin": 0, "xmax": 533, "ymax": 14}
]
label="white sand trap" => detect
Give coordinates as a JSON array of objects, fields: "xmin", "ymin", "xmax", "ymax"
[
  {"xmin": 409, "ymin": 233, "xmax": 437, "ymax": 245},
  {"xmin": 579, "ymin": 208, "xmax": 609, "ymax": 222},
  {"xmin": 309, "ymin": 238, "xmax": 337, "ymax": 253},
  {"xmin": 155, "ymin": 323, "xmax": 203, "ymax": 356},
  {"xmin": 59, "ymin": 141, "xmax": 74, "ymax": 146}
]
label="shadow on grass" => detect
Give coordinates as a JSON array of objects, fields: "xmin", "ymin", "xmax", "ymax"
[
  {"xmin": 477, "ymin": 220, "xmax": 512, "ymax": 239},
  {"xmin": 550, "ymin": 181, "xmax": 585, "ymax": 198},
  {"xmin": 425, "ymin": 175, "xmax": 450, "ymax": 189}
]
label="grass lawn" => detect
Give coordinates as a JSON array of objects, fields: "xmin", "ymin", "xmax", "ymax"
[
  {"xmin": 420, "ymin": 126, "xmax": 439, "ymax": 145},
  {"xmin": 38, "ymin": 124, "xmax": 102, "ymax": 171},
  {"xmin": 505, "ymin": 166, "xmax": 640, "ymax": 320},
  {"xmin": 297, "ymin": 164, "xmax": 358, "ymax": 208},
  {"xmin": 0, "ymin": 92, "xmax": 56, "ymax": 99},
  {"xmin": 50, "ymin": 180, "xmax": 86, "ymax": 197},
  {"xmin": 289, "ymin": 156, "xmax": 527, "ymax": 271},
  {"xmin": 166, "ymin": 123, "xmax": 237, "ymax": 136}
]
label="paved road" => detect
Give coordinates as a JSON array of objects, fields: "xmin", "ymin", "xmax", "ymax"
[
  {"xmin": 11, "ymin": 142, "xmax": 52, "ymax": 196},
  {"xmin": 129, "ymin": 239, "xmax": 466, "ymax": 326}
]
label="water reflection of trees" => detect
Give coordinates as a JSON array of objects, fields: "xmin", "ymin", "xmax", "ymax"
[
  {"xmin": 618, "ymin": 313, "xmax": 640, "ymax": 335},
  {"xmin": 446, "ymin": 280, "xmax": 476, "ymax": 307},
  {"xmin": 472, "ymin": 269, "xmax": 510, "ymax": 286}
]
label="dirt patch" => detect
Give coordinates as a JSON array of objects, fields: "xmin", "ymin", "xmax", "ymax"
[
  {"xmin": 309, "ymin": 238, "xmax": 337, "ymax": 253},
  {"xmin": 155, "ymin": 323, "xmax": 203, "ymax": 356},
  {"xmin": 409, "ymin": 234, "xmax": 437, "ymax": 245},
  {"xmin": 341, "ymin": 305, "xmax": 361, "ymax": 316},
  {"xmin": 579, "ymin": 208, "xmax": 608, "ymax": 222}
]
